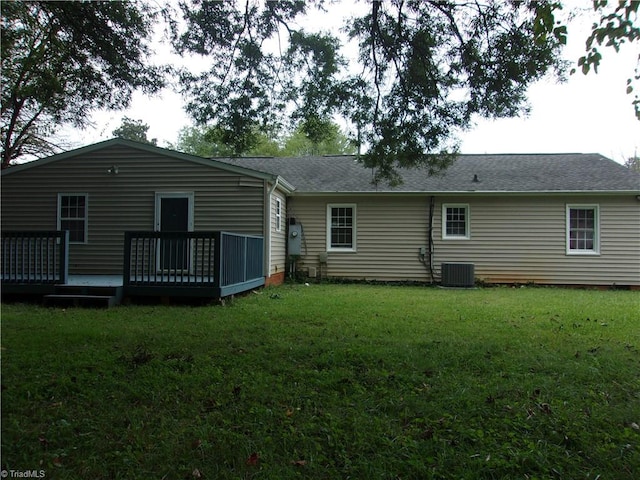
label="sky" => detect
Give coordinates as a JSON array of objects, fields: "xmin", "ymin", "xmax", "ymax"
[{"xmin": 68, "ymin": 1, "xmax": 639, "ymax": 165}]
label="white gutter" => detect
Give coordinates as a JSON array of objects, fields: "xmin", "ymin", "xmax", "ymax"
[{"xmin": 289, "ymin": 189, "xmax": 640, "ymax": 197}]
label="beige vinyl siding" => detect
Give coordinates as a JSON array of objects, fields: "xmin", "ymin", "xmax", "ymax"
[
  {"xmin": 289, "ymin": 195, "xmax": 431, "ymax": 281},
  {"xmin": 1, "ymin": 144, "xmax": 265, "ymax": 274},
  {"xmin": 433, "ymin": 195, "xmax": 640, "ymax": 286},
  {"xmin": 269, "ymin": 189, "xmax": 287, "ymax": 277},
  {"xmin": 289, "ymin": 194, "xmax": 640, "ymax": 286}
]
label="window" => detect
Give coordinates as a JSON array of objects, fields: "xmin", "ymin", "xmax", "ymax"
[
  {"xmin": 58, "ymin": 194, "xmax": 88, "ymax": 243},
  {"xmin": 275, "ymin": 198, "xmax": 282, "ymax": 232},
  {"xmin": 442, "ymin": 204, "xmax": 470, "ymax": 239},
  {"xmin": 327, "ymin": 204, "xmax": 356, "ymax": 251},
  {"xmin": 567, "ymin": 205, "xmax": 599, "ymax": 254}
]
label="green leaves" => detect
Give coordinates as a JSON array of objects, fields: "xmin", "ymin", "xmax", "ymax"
[
  {"xmin": 554, "ymin": 25, "xmax": 568, "ymax": 45},
  {"xmin": 573, "ymin": 0, "xmax": 639, "ymax": 118},
  {"xmin": 285, "ymin": 31, "xmax": 346, "ymax": 123},
  {"xmin": 174, "ymin": 1, "xmax": 565, "ymax": 183},
  {"xmin": 172, "ymin": 119, "xmax": 355, "ymax": 158},
  {"xmin": 577, "ymin": 48, "xmax": 604, "ymax": 74},
  {"xmin": 112, "ymin": 117, "xmax": 157, "ymax": 145},
  {"xmin": 578, "ymin": 1, "xmax": 639, "ymax": 73},
  {"xmin": 1, "ymin": 1, "xmax": 166, "ymax": 167},
  {"xmin": 4, "ymin": 1, "xmax": 638, "ymax": 174},
  {"xmin": 532, "ymin": 1, "xmax": 565, "ymax": 44}
]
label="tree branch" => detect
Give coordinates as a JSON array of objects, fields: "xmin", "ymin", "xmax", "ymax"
[{"xmin": 370, "ymin": 0, "xmax": 383, "ymax": 128}]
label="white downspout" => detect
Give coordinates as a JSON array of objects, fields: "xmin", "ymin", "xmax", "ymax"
[{"xmin": 265, "ymin": 176, "xmax": 280, "ymax": 281}]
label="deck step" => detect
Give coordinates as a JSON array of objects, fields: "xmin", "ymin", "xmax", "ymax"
[
  {"xmin": 44, "ymin": 294, "xmax": 118, "ymax": 308},
  {"xmin": 54, "ymin": 285, "xmax": 122, "ymax": 296}
]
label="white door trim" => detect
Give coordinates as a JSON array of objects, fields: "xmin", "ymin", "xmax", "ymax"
[
  {"xmin": 154, "ymin": 192, "xmax": 195, "ymax": 273},
  {"xmin": 154, "ymin": 192, "xmax": 195, "ymax": 232}
]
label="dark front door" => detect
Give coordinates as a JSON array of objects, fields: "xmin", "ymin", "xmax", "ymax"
[{"xmin": 159, "ymin": 197, "xmax": 189, "ymax": 271}]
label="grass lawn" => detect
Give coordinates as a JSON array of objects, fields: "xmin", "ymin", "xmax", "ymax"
[{"xmin": 1, "ymin": 284, "xmax": 639, "ymax": 479}]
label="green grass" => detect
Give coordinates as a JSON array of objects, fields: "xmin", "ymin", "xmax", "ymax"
[{"xmin": 1, "ymin": 285, "xmax": 639, "ymax": 479}]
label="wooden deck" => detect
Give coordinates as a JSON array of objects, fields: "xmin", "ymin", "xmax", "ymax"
[
  {"xmin": 66, "ymin": 275, "xmax": 124, "ymax": 287},
  {"xmin": 2, "ymin": 230, "xmax": 266, "ymax": 305}
]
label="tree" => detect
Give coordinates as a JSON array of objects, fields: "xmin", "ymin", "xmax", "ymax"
[
  {"xmin": 625, "ymin": 156, "xmax": 640, "ymax": 172},
  {"xmin": 170, "ymin": 125, "xmax": 226, "ymax": 158},
  {"xmin": 281, "ymin": 119, "xmax": 357, "ymax": 157},
  {"xmin": 537, "ymin": 0, "xmax": 640, "ymax": 120},
  {"xmin": 112, "ymin": 117, "xmax": 157, "ymax": 145},
  {"xmin": 172, "ymin": 120, "xmax": 355, "ymax": 157},
  {"xmin": 584, "ymin": 0, "xmax": 640, "ymax": 120},
  {"xmin": 171, "ymin": 0, "xmax": 640, "ymax": 184},
  {"xmin": 172, "ymin": 124, "xmax": 270, "ymax": 157},
  {"xmin": 1, "ymin": 1, "xmax": 166, "ymax": 168},
  {"xmin": 171, "ymin": 124, "xmax": 280, "ymax": 157},
  {"xmin": 171, "ymin": 0, "xmax": 565, "ymax": 184}
]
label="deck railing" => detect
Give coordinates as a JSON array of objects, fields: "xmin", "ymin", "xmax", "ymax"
[
  {"xmin": 220, "ymin": 232, "xmax": 264, "ymax": 287},
  {"xmin": 1, "ymin": 231, "xmax": 69, "ymax": 284},
  {"xmin": 123, "ymin": 231, "xmax": 264, "ymax": 297}
]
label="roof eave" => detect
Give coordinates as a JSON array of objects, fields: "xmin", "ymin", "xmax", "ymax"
[
  {"xmin": 1, "ymin": 138, "xmax": 280, "ymax": 183},
  {"xmin": 289, "ymin": 189, "xmax": 640, "ymax": 196}
]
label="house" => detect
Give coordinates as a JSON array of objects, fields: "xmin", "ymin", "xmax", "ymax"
[
  {"xmin": 220, "ymin": 153, "xmax": 640, "ymax": 288},
  {"xmin": 1, "ymin": 138, "xmax": 293, "ymax": 304},
  {"xmin": 2, "ymin": 139, "xmax": 639, "ymax": 305}
]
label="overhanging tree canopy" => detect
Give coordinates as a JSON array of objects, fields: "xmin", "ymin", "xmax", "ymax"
[
  {"xmin": 172, "ymin": 0, "xmax": 566, "ymax": 183},
  {"xmin": 1, "ymin": 0, "xmax": 166, "ymax": 168},
  {"xmin": 3, "ymin": 1, "xmax": 636, "ymax": 176}
]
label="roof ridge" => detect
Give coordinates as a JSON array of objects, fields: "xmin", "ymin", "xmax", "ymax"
[{"xmin": 455, "ymin": 152, "xmax": 593, "ymax": 157}]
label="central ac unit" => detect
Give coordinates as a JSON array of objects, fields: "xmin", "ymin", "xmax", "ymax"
[{"xmin": 441, "ymin": 263, "xmax": 475, "ymax": 288}]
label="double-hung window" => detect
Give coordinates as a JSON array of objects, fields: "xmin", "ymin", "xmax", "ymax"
[
  {"xmin": 327, "ymin": 204, "xmax": 356, "ymax": 251},
  {"xmin": 58, "ymin": 194, "xmax": 88, "ymax": 243},
  {"xmin": 566, "ymin": 205, "xmax": 599, "ymax": 254},
  {"xmin": 275, "ymin": 198, "xmax": 282, "ymax": 232},
  {"xmin": 442, "ymin": 204, "xmax": 470, "ymax": 239}
]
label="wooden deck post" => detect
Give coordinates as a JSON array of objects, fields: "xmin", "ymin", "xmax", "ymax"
[{"xmin": 59, "ymin": 230, "xmax": 69, "ymax": 284}]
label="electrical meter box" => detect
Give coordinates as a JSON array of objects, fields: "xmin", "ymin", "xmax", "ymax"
[{"xmin": 288, "ymin": 224, "xmax": 302, "ymax": 256}]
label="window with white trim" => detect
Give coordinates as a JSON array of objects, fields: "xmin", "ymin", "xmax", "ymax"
[
  {"xmin": 327, "ymin": 204, "xmax": 356, "ymax": 251},
  {"xmin": 275, "ymin": 198, "xmax": 282, "ymax": 232},
  {"xmin": 58, "ymin": 194, "xmax": 88, "ymax": 243},
  {"xmin": 442, "ymin": 204, "xmax": 470, "ymax": 239},
  {"xmin": 566, "ymin": 205, "xmax": 599, "ymax": 254}
]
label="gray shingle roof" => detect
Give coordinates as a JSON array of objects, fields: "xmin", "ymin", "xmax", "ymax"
[{"xmin": 218, "ymin": 153, "xmax": 640, "ymax": 194}]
